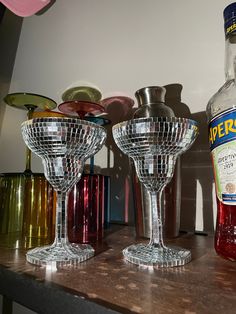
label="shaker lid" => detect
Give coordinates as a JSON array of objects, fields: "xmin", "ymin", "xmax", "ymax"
[
  {"xmin": 135, "ymin": 86, "xmax": 166, "ymax": 106},
  {"xmin": 133, "ymin": 86, "xmax": 175, "ymax": 118}
]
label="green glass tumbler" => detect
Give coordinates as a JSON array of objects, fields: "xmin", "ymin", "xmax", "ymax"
[{"xmin": 0, "ymin": 173, "xmax": 54, "ymax": 248}]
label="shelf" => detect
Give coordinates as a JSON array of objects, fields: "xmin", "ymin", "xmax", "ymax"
[{"xmin": 0, "ymin": 226, "xmax": 236, "ymax": 314}]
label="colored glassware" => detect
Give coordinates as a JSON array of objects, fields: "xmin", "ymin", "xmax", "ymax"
[
  {"xmin": 0, "ymin": 173, "xmax": 54, "ymax": 248},
  {"xmin": 68, "ymin": 174, "xmax": 105, "ymax": 244},
  {"xmin": 68, "ymin": 116, "xmax": 111, "ymax": 244},
  {"xmin": 4, "ymin": 93, "xmax": 57, "ymax": 173},
  {"xmin": 58, "ymin": 100, "xmax": 105, "ymax": 119},
  {"xmin": 0, "ymin": 93, "xmax": 57, "ymax": 249},
  {"xmin": 59, "ymin": 89, "xmax": 109, "ymax": 245},
  {"xmin": 0, "ymin": 173, "xmax": 25, "ymax": 246},
  {"xmin": 61, "ymin": 86, "xmax": 102, "ymax": 103}
]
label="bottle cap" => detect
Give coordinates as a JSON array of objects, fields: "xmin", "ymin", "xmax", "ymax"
[
  {"xmin": 224, "ymin": 2, "xmax": 236, "ymax": 37},
  {"xmin": 224, "ymin": 3, "xmax": 236, "ymax": 21}
]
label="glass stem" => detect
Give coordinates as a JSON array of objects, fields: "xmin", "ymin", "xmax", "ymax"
[
  {"xmin": 24, "ymin": 106, "xmax": 36, "ymax": 174},
  {"xmin": 25, "ymin": 148, "xmax": 32, "ymax": 173},
  {"xmin": 54, "ymin": 191, "xmax": 69, "ymax": 246},
  {"xmin": 149, "ymin": 190, "xmax": 165, "ymax": 249}
]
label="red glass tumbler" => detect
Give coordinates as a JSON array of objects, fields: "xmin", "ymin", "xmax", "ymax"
[{"xmin": 68, "ymin": 174, "xmax": 105, "ymax": 244}]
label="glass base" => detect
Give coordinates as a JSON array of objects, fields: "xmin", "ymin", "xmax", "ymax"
[
  {"xmin": 26, "ymin": 242, "xmax": 94, "ymax": 267},
  {"xmin": 123, "ymin": 243, "xmax": 191, "ymax": 267}
]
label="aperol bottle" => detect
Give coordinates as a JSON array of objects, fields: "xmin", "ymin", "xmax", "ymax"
[{"xmin": 207, "ymin": 3, "xmax": 236, "ymax": 261}]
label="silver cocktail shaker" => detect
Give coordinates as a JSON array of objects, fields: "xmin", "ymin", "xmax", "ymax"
[{"xmin": 133, "ymin": 86, "xmax": 181, "ymax": 238}]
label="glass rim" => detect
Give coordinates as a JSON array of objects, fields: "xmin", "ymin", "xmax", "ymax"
[
  {"xmin": 112, "ymin": 117, "xmax": 198, "ymax": 130},
  {"xmin": 4, "ymin": 92, "xmax": 57, "ymax": 110},
  {"xmin": 0, "ymin": 172, "xmax": 45, "ymax": 177},
  {"xmin": 21, "ymin": 116, "xmax": 107, "ymax": 131}
]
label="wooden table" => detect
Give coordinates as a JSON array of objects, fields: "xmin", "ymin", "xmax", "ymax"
[{"xmin": 0, "ymin": 226, "xmax": 236, "ymax": 314}]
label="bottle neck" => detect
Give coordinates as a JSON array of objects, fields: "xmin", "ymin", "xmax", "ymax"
[{"xmin": 225, "ymin": 35, "xmax": 236, "ymax": 81}]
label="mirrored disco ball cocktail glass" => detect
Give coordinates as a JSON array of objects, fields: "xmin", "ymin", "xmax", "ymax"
[
  {"xmin": 21, "ymin": 117, "xmax": 106, "ymax": 266},
  {"xmin": 113, "ymin": 117, "xmax": 198, "ymax": 267}
]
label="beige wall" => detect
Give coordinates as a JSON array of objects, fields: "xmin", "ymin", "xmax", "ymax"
[{"xmin": 0, "ymin": 0, "xmax": 232, "ymax": 232}]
